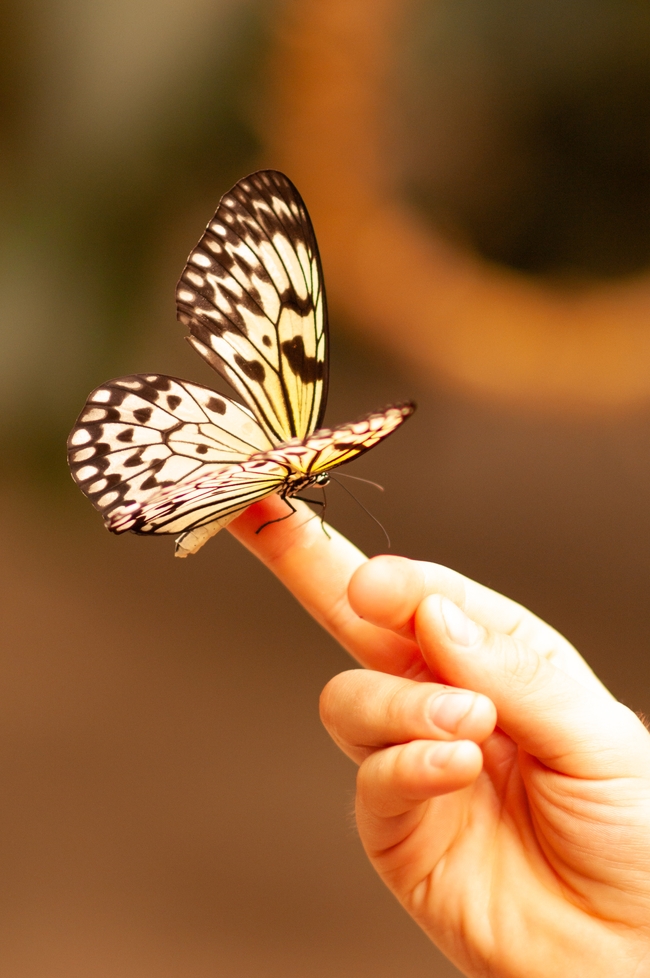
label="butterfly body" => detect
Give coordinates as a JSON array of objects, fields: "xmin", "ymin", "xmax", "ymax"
[{"xmin": 68, "ymin": 171, "xmax": 415, "ymax": 555}]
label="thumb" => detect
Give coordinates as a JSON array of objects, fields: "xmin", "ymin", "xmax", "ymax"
[{"xmin": 415, "ymin": 594, "xmax": 650, "ymax": 780}]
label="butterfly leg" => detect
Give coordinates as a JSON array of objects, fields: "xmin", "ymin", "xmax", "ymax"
[
  {"xmin": 319, "ymin": 487, "xmax": 331, "ymax": 538},
  {"xmin": 289, "ymin": 491, "xmax": 331, "ymax": 539},
  {"xmin": 254, "ymin": 496, "xmax": 299, "ymax": 534}
]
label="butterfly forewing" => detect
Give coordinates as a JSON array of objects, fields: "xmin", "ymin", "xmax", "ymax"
[
  {"xmin": 67, "ymin": 374, "xmax": 272, "ymax": 524},
  {"xmin": 271, "ymin": 404, "xmax": 416, "ymax": 476},
  {"xmin": 176, "ymin": 170, "xmax": 328, "ymax": 445}
]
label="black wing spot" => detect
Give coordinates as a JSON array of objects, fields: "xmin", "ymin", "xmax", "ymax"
[
  {"xmin": 116, "ymin": 428, "xmax": 134, "ymax": 443},
  {"xmin": 234, "ymin": 354, "xmax": 266, "ymax": 383},
  {"xmin": 148, "ymin": 377, "xmax": 172, "ymax": 392},
  {"xmin": 97, "ymin": 407, "xmax": 121, "ymax": 423},
  {"xmin": 279, "ymin": 292, "xmax": 314, "ymax": 317},
  {"xmin": 262, "ymin": 335, "xmax": 272, "ymax": 348},
  {"xmin": 281, "ymin": 336, "xmax": 323, "ymax": 384},
  {"xmin": 167, "ymin": 395, "xmax": 182, "ymax": 411},
  {"xmin": 206, "ymin": 396, "xmax": 226, "ymax": 415},
  {"xmin": 124, "ymin": 452, "xmax": 144, "ymax": 468},
  {"xmin": 140, "ymin": 460, "xmax": 165, "ymax": 491},
  {"xmin": 196, "ymin": 445, "xmax": 208, "ymax": 455},
  {"xmin": 133, "ymin": 407, "xmax": 152, "ymax": 424}
]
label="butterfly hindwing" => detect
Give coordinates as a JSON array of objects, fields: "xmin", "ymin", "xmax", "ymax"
[
  {"xmin": 67, "ymin": 373, "xmax": 272, "ymax": 525},
  {"xmin": 176, "ymin": 170, "xmax": 328, "ymax": 445},
  {"xmin": 101, "ymin": 403, "xmax": 415, "ymax": 547},
  {"xmin": 106, "ymin": 457, "xmax": 289, "ymax": 539}
]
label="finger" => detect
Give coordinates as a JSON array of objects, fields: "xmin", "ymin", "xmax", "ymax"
[
  {"xmin": 229, "ymin": 496, "xmax": 427, "ymax": 676},
  {"xmin": 414, "ymin": 594, "xmax": 648, "ymax": 779},
  {"xmin": 348, "ymin": 555, "xmax": 606, "ymax": 691},
  {"xmin": 357, "ymin": 740, "xmax": 482, "ymax": 823},
  {"xmin": 320, "ymin": 669, "xmax": 496, "ymax": 763}
]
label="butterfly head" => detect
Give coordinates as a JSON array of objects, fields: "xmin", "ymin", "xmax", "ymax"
[{"xmin": 282, "ymin": 471, "xmax": 330, "ymax": 498}]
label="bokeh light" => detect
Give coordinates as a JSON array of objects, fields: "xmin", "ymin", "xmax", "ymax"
[{"xmin": 2, "ymin": 3, "xmax": 650, "ymax": 976}]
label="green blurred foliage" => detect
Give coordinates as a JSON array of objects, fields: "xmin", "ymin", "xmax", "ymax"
[
  {"xmin": 0, "ymin": 0, "xmax": 270, "ymax": 479},
  {"xmin": 3, "ymin": 0, "xmax": 650, "ymax": 485}
]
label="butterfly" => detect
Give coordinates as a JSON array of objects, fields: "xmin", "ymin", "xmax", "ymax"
[{"xmin": 67, "ymin": 170, "xmax": 415, "ymax": 557}]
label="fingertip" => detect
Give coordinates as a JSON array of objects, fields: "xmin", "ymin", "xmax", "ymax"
[
  {"xmin": 430, "ymin": 689, "xmax": 497, "ymax": 741},
  {"xmin": 422, "ymin": 740, "xmax": 484, "ymax": 795},
  {"xmin": 348, "ymin": 555, "xmax": 405, "ymax": 605},
  {"xmin": 319, "ymin": 668, "xmax": 365, "ymax": 731},
  {"xmin": 349, "ymin": 555, "xmax": 426, "ymax": 632},
  {"xmin": 416, "ymin": 592, "xmax": 484, "ymax": 648},
  {"xmin": 428, "ymin": 739, "xmax": 482, "ymax": 775},
  {"xmin": 360, "ymin": 739, "xmax": 484, "ymax": 816}
]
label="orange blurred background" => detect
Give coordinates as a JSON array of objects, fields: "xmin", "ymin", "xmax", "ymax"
[{"xmin": 2, "ymin": 1, "xmax": 650, "ymax": 975}]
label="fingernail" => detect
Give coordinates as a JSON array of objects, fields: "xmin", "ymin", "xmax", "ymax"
[
  {"xmin": 427, "ymin": 742, "xmax": 457, "ymax": 767},
  {"xmin": 430, "ymin": 691, "xmax": 475, "ymax": 732},
  {"xmin": 441, "ymin": 597, "xmax": 481, "ymax": 648}
]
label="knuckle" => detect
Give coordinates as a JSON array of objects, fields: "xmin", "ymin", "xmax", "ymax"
[
  {"xmin": 381, "ymin": 683, "xmax": 409, "ymax": 729},
  {"xmin": 391, "ymin": 743, "xmax": 415, "ymax": 787},
  {"xmin": 498, "ymin": 633, "xmax": 545, "ymax": 692},
  {"xmin": 381, "ymin": 678, "xmax": 424, "ymax": 731}
]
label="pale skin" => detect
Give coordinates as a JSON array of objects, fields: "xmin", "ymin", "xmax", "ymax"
[{"xmin": 229, "ymin": 494, "xmax": 650, "ymax": 978}]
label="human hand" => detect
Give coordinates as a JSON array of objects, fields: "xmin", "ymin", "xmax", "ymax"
[{"xmin": 229, "ymin": 497, "xmax": 650, "ymax": 978}]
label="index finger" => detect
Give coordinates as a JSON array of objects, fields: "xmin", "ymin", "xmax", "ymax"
[{"xmin": 228, "ymin": 495, "xmax": 428, "ymax": 678}]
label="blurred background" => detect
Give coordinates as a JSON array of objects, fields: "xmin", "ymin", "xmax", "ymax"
[{"xmin": 2, "ymin": 0, "xmax": 650, "ymax": 975}]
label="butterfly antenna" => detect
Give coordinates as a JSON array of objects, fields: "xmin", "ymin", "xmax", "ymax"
[
  {"xmin": 335, "ymin": 472, "xmax": 385, "ymax": 492},
  {"xmin": 331, "ymin": 476, "xmax": 391, "ymax": 549}
]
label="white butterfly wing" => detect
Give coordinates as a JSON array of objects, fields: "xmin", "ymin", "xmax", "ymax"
[
  {"xmin": 103, "ymin": 402, "xmax": 415, "ymax": 556},
  {"xmin": 176, "ymin": 170, "xmax": 328, "ymax": 445},
  {"xmin": 67, "ymin": 374, "xmax": 273, "ymax": 526}
]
